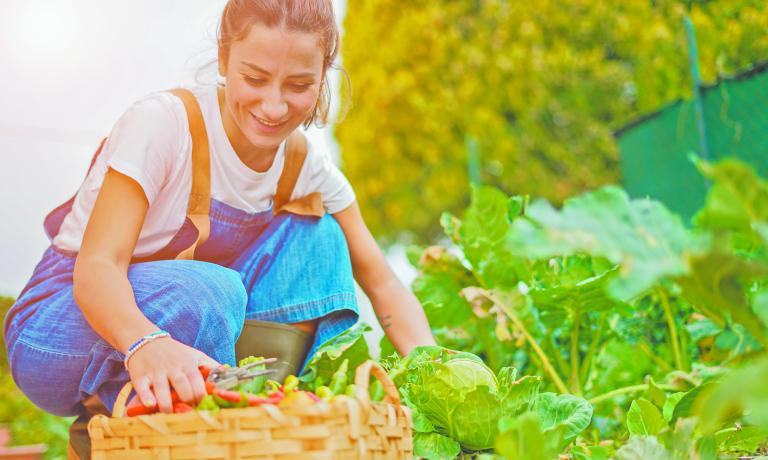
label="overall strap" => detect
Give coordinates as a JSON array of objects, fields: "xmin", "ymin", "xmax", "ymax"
[
  {"xmin": 169, "ymin": 88, "xmax": 211, "ymax": 260},
  {"xmin": 273, "ymin": 131, "xmax": 325, "ymax": 217}
]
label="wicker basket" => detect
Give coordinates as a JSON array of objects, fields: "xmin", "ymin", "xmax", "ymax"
[{"xmin": 87, "ymin": 360, "xmax": 413, "ymax": 459}]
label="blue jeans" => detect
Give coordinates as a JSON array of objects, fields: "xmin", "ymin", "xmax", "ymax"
[{"xmin": 3, "ymin": 202, "xmax": 359, "ymax": 416}]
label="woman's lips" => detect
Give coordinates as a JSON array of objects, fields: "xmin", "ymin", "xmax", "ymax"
[{"xmin": 250, "ymin": 113, "xmax": 288, "ymax": 134}]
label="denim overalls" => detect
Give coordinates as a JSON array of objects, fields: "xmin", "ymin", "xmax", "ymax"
[{"xmin": 2, "ymin": 88, "xmax": 359, "ymax": 417}]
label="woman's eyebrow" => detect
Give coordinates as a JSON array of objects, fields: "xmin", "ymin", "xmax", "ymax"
[{"xmin": 241, "ymin": 61, "xmax": 316, "ymax": 79}]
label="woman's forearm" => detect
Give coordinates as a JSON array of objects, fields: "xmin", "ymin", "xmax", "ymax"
[
  {"xmin": 73, "ymin": 256, "xmax": 159, "ymax": 353},
  {"xmin": 366, "ymin": 276, "xmax": 436, "ymax": 356}
]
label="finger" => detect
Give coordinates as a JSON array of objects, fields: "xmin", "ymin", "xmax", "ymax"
[
  {"xmin": 132, "ymin": 375, "xmax": 156, "ymax": 408},
  {"xmin": 153, "ymin": 373, "xmax": 173, "ymax": 413},
  {"xmin": 185, "ymin": 367, "xmax": 207, "ymax": 405},
  {"xmin": 169, "ymin": 370, "xmax": 195, "ymax": 405},
  {"xmin": 196, "ymin": 352, "xmax": 220, "ymax": 368}
]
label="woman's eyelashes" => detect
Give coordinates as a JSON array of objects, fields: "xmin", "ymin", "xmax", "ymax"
[{"xmin": 242, "ymin": 75, "xmax": 314, "ymax": 92}]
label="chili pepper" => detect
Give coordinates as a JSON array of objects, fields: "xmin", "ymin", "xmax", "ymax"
[
  {"xmin": 196, "ymin": 394, "xmax": 220, "ymax": 412},
  {"xmin": 280, "ymin": 390, "xmax": 317, "ymax": 407},
  {"xmin": 212, "ymin": 388, "xmax": 285, "ymax": 406},
  {"xmin": 173, "ymin": 402, "xmax": 194, "ymax": 413},
  {"xmin": 212, "ymin": 392, "xmax": 236, "ymax": 408},
  {"xmin": 312, "ymin": 376, "xmax": 328, "ymax": 392},
  {"xmin": 315, "ymin": 385, "xmax": 333, "ymax": 401},
  {"xmin": 344, "ymin": 383, "xmax": 357, "ymax": 397},
  {"xmin": 282, "ymin": 375, "xmax": 300, "ymax": 394},
  {"xmin": 265, "ymin": 380, "xmax": 282, "ymax": 393},
  {"xmin": 369, "ymin": 379, "xmax": 385, "ymax": 402},
  {"xmin": 329, "ymin": 359, "xmax": 349, "ymax": 395}
]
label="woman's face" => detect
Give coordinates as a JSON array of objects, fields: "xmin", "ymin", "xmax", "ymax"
[{"xmin": 219, "ymin": 23, "xmax": 324, "ymax": 157}]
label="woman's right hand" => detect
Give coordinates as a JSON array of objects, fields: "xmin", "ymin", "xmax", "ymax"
[{"xmin": 125, "ymin": 336, "xmax": 220, "ymax": 413}]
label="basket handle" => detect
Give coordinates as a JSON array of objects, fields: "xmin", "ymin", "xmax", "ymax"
[
  {"xmin": 353, "ymin": 360, "xmax": 401, "ymax": 411},
  {"xmin": 112, "ymin": 381, "xmax": 135, "ymax": 418}
]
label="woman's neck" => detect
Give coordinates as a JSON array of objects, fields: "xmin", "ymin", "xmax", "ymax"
[{"xmin": 217, "ymin": 86, "xmax": 278, "ymax": 173}]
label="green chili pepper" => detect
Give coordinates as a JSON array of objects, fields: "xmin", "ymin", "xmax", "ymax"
[
  {"xmin": 212, "ymin": 392, "xmax": 235, "ymax": 408},
  {"xmin": 316, "ymin": 385, "xmax": 333, "ymax": 401},
  {"xmin": 283, "ymin": 375, "xmax": 300, "ymax": 393},
  {"xmin": 196, "ymin": 394, "xmax": 220, "ymax": 413},
  {"xmin": 312, "ymin": 376, "xmax": 328, "ymax": 392},
  {"xmin": 369, "ymin": 379, "xmax": 385, "ymax": 402},
  {"xmin": 344, "ymin": 383, "xmax": 357, "ymax": 397},
  {"xmin": 329, "ymin": 359, "xmax": 349, "ymax": 395}
]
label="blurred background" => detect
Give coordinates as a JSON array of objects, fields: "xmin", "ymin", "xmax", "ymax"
[{"xmin": 1, "ymin": 0, "xmax": 767, "ymax": 457}]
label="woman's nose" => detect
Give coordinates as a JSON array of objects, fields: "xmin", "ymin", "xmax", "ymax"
[{"xmin": 260, "ymin": 87, "xmax": 288, "ymax": 121}]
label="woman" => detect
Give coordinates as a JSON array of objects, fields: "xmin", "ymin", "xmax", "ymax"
[{"xmin": 3, "ymin": 0, "xmax": 435, "ymax": 419}]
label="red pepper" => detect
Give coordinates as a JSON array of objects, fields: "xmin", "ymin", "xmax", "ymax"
[
  {"xmin": 212, "ymin": 388, "xmax": 285, "ymax": 406},
  {"xmin": 305, "ymin": 391, "xmax": 322, "ymax": 403},
  {"xmin": 173, "ymin": 402, "xmax": 194, "ymax": 413},
  {"xmin": 126, "ymin": 367, "xmax": 217, "ymax": 416}
]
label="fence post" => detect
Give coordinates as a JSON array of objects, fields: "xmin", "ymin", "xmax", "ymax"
[
  {"xmin": 684, "ymin": 15, "xmax": 710, "ymax": 163},
  {"xmin": 465, "ymin": 135, "xmax": 482, "ymax": 185}
]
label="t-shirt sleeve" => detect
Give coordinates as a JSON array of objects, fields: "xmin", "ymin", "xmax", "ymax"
[
  {"xmin": 102, "ymin": 92, "xmax": 182, "ymax": 205},
  {"xmin": 295, "ymin": 141, "xmax": 356, "ymax": 214}
]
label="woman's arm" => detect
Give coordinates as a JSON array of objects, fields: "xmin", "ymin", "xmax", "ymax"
[
  {"xmin": 333, "ymin": 201, "xmax": 436, "ymax": 356},
  {"xmin": 74, "ymin": 169, "xmax": 157, "ymax": 352},
  {"xmin": 74, "ymin": 169, "xmax": 215, "ymax": 411}
]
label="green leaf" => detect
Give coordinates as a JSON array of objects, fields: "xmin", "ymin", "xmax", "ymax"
[
  {"xmin": 646, "ymin": 378, "xmax": 667, "ymax": 409},
  {"xmin": 571, "ymin": 445, "xmax": 611, "ymax": 460},
  {"xmin": 529, "ymin": 267, "xmax": 625, "ymax": 315},
  {"xmin": 677, "ymin": 252, "xmax": 768, "ymax": 347},
  {"xmin": 508, "ymin": 186, "xmax": 695, "ymax": 299},
  {"xmin": 413, "ymin": 432, "xmax": 462, "ymax": 460},
  {"xmin": 508, "ymin": 195, "xmax": 527, "ymax": 221},
  {"xmin": 614, "ymin": 436, "xmax": 673, "ymax": 460},
  {"xmin": 534, "ymin": 392, "xmax": 593, "ymax": 448},
  {"xmin": 694, "ymin": 158, "xmax": 768, "ymax": 236},
  {"xmin": 450, "ymin": 384, "xmax": 503, "ymax": 450},
  {"xmin": 300, "ymin": 322, "xmax": 372, "ymax": 383},
  {"xmin": 627, "ymin": 398, "xmax": 665, "ymax": 437},
  {"xmin": 716, "ymin": 426, "xmax": 768, "ymax": 455},
  {"xmin": 662, "ymin": 392, "xmax": 685, "ymax": 423},
  {"xmin": 498, "ymin": 371, "xmax": 542, "ymax": 416},
  {"xmin": 671, "ymin": 383, "xmax": 713, "ymax": 424},
  {"xmin": 696, "ymin": 356, "xmax": 768, "ymax": 433},
  {"xmin": 411, "ymin": 406, "xmax": 436, "ymax": 433},
  {"xmin": 460, "ymin": 185, "xmax": 524, "ymax": 289},
  {"xmin": 494, "ymin": 412, "xmax": 565, "ymax": 460},
  {"xmin": 684, "ymin": 318, "xmax": 722, "ymax": 342}
]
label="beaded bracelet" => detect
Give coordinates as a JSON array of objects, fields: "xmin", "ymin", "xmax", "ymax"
[{"xmin": 123, "ymin": 330, "xmax": 170, "ymax": 370}]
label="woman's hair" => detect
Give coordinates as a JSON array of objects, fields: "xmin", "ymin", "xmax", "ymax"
[{"xmin": 218, "ymin": 0, "xmax": 347, "ymax": 127}]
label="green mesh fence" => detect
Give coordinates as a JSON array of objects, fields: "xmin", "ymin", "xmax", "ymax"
[{"xmin": 617, "ymin": 61, "xmax": 768, "ymax": 223}]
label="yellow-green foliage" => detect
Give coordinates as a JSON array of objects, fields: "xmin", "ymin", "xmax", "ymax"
[
  {"xmin": 1, "ymin": 297, "xmax": 73, "ymax": 459},
  {"xmin": 336, "ymin": 0, "xmax": 768, "ymax": 240}
]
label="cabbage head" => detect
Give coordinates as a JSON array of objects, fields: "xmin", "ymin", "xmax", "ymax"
[{"xmin": 396, "ymin": 346, "xmax": 541, "ymax": 451}]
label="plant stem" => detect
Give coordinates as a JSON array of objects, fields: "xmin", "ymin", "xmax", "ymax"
[
  {"xmin": 570, "ymin": 309, "xmax": 582, "ymax": 396},
  {"xmin": 658, "ymin": 287, "xmax": 684, "ymax": 371},
  {"xmin": 638, "ymin": 339, "xmax": 674, "ymax": 373},
  {"xmin": 580, "ymin": 312, "xmax": 607, "ymax": 389},
  {"xmin": 490, "ymin": 292, "xmax": 570, "ymax": 394},
  {"xmin": 588, "ymin": 383, "xmax": 683, "ymax": 405},
  {"xmin": 548, "ymin": 334, "xmax": 570, "ymax": 379}
]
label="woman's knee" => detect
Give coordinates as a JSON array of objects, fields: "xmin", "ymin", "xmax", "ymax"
[
  {"xmin": 128, "ymin": 261, "xmax": 248, "ymax": 343},
  {"xmin": 9, "ymin": 341, "xmax": 85, "ymax": 416}
]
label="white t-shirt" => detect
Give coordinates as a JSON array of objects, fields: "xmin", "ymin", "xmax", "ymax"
[{"xmin": 53, "ymin": 85, "xmax": 356, "ymax": 257}]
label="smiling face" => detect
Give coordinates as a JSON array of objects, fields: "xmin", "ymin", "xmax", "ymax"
[{"xmin": 218, "ymin": 23, "xmax": 324, "ymax": 162}]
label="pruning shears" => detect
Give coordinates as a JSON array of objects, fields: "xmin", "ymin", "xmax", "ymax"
[{"xmin": 125, "ymin": 357, "xmax": 278, "ymax": 416}]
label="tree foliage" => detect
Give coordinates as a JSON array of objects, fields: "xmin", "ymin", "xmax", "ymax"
[{"xmin": 337, "ymin": 0, "xmax": 768, "ymax": 240}]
